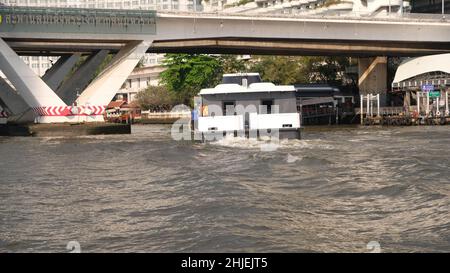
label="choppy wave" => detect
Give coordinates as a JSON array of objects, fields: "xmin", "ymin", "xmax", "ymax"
[{"xmin": 0, "ymin": 125, "xmax": 449, "ymax": 252}]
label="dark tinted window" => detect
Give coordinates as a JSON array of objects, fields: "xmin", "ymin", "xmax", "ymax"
[
  {"xmin": 223, "ymin": 101, "xmax": 235, "ymax": 116},
  {"xmin": 261, "ymin": 100, "xmax": 274, "ymax": 114}
]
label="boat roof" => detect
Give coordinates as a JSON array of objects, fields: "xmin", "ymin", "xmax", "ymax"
[
  {"xmin": 223, "ymin": 73, "xmax": 260, "ymax": 77},
  {"xmin": 199, "ymin": 83, "xmax": 296, "ymax": 95}
]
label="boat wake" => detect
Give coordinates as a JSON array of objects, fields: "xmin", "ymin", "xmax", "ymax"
[{"xmin": 209, "ymin": 135, "xmax": 334, "ymax": 151}]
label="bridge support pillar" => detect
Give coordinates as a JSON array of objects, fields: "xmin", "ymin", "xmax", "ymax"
[
  {"xmin": 0, "ymin": 53, "xmax": 81, "ymax": 123},
  {"xmin": 0, "ymin": 39, "xmax": 150, "ymax": 124},
  {"xmin": 56, "ymin": 50, "xmax": 109, "ymax": 105},
  {"xmin": 0, "ymin": 38, "xmax": 66, "ymax": 113},
  {"xmin": 43, "ymin": 54, "xmax": 81, "ymax": 91},
  {"xmin": 76, "ymin": 41, "xmax": 150, "ymax": 108},
  {"xmin": 358, "ymin": 57, "xmax": 387, "ymax": 106}
]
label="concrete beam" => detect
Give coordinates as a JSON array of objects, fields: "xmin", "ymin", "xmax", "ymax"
[
  {"xmin": 0, "ymin": 77, "xmax": 35, "ymax": 123},
  {"xmin": 0, "ymin": 38, "xmax": 66, "ymax": 109},
  {"xmin": 2, "ymin": 12, "xmax": 450, "ymax": 57},
  {"xmin": 5, "ymin": 37, "xmax": 450, "ymax": 57},
  {"xmin": 77, "ymin": 41, "xmax": 150, "ymax": 107},
  {"xmin": 0, "ymin": 104, "xmax": 7, "ymax": 124},
  {"xmin": 56, "ymin": 50, "xmax": 109, "ymax": 105},
  {"xmin": 5, "ymin": 40, "xmax": 125, "ymax": 53},
  {"xmin": 0, "ymin": 77, "xmax": 28, "ymax": 115},
  {"xmin": 42, "ymin": 54, "xmax": 81, "ymax": 91},
  {"xmin": 149, "ymin": 38, "xmax": 450, "ymax": 57},
  {"xmin": 0, "ymin": 97, "xmax": 7, "ymax": 110}
]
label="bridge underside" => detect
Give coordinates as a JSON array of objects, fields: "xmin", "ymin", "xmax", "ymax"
[
  {"xmin": 4, "ymin": 38, "xmax": 450, "ymax": 57},
  {"xmin": 149, "ymin": 38, "xmax": 450, "ymax": 57},
  {"xmin": 2, "ymin": 36, "xmax": 448, "ymax": 124}
]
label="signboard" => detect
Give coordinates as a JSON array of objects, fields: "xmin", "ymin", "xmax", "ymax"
[
  {"xmin": 421, "ymin": 84, "xmax": 434, "ymax": 92},
  {"xmin": 428, "ymin": 91, "xmax": 441, "ymax": 98},
  {"xmin": 0, "ymin": 6, "xmax": 156, "ymax": 35}
]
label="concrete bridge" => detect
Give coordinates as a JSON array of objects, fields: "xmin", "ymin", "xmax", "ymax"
[{"xmin": 1, "ymin": 6, "xmax": 450, "ymax": 123}]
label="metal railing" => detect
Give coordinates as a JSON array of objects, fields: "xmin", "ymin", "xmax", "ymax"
[
  {"xmin": 1, "ymin": 5, "xmax": 448, "ymax": 26},
  {"xmin": 158, "ymin": 10, "xmax": 450, "ymax": 23}
]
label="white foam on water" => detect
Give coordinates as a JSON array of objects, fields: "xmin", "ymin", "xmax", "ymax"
[
  {"xmin": 210, "ymin": 135, "xmax": 277, "ymax": 150},
  {"xmin": 209, "ymin": 135, "xmax": 335, "ymax": 151}
]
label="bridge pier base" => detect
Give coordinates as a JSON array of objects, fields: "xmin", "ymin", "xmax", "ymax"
[{"xmin": 358, "ymin": 57, "xmax": 388, "ymax": 106}]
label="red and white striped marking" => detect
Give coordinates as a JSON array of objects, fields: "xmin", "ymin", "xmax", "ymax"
[
  {"xmin": 32, "ymin": 106, "xmax": 106, "ymax": 116},
  {"xmin": 0, "ymin": 110, "xmax": 8, "ymax": 118}
]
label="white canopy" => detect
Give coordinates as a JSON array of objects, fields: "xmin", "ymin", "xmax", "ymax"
[{"xmin": 393, "ymin": 53, "xmax": 450, "ymax": 84}]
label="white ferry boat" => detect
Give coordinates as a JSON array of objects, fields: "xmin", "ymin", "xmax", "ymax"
[{"xmin": 192, "ymin": 73, "xmax": 301, "ymax": 140}]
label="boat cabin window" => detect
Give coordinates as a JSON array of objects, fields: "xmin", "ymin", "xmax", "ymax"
[
  {"xmin": 261, "ymin": 99, "xmax": 274, "ymax": 114},
  {"xmin": 223, "ymin": 101, "xmax": 236, "ymax": 116}
]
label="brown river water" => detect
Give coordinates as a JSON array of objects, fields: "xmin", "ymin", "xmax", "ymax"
[{"xmin": 0, "ymin": 125, "xmax": 449, "ymax": 252}]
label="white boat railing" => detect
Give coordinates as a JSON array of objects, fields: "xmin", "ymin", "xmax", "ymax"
[
  {"xmin": 198, "ymin": 115, "xmax": 245, "ymax": 132},
  {"xmin": 249, "ymin": 113, "xmax": 301, "ymax": 130}
]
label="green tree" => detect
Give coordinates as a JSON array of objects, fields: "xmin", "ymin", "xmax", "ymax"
[
  {"xmin": 219, "ymin": 55, "xmax": 248, "ymax": 74},
  {"xmin": 250, "ymin": 55, "xmax": 350, "ymax": 85},
  {"xmin": 302, "ymin": 56, "xmax": 350, "ymax": 84},
  {"xmin": 160, "ymin": 54, "xmax": 222, "ymax": 105},
  {"xmin": 135, "ymin": 85, "xmax": 177, "ymax": 112},
  {"xmin": 250, "ymin": 56, "xmax": 309, "ymax": 85}
]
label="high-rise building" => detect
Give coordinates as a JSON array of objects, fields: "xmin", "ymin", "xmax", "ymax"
[
  {"xmin": 0, "ymin": 0, "xmax": 197, "ymax": 11},
  {"xmin": 204, "ymin": 0, "xmax": 409, "ymax": 15}
]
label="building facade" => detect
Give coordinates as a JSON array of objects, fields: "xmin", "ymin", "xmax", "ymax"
[
  {"xmin": 116, "ymin": 65, "xmax": 165, "ymax": 102},
  {"xmin": 204, "ymin": 0, "xmax": 410, "ymax": 15}
]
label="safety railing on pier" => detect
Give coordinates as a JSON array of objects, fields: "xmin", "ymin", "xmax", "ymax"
[{"xmin": 357, "ymin": 92, "xmax": 450, "ymax": 126}]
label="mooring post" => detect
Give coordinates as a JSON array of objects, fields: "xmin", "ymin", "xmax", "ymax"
[
  {"xmin": 446, "ymin": 91, "xmax": 449, "ymax": 116},
  {"xmin": 377, "ymin": 94, "xmax": 380, "ymax": 117},
  {"xmin": 366, "ymin": 94, "xmax": 370, "ymax": 117},
  {"xmin": 417, "ymin": 92, "xmax": 421, "ymax": 115},
  {"xmin": 360, "ymin": 95, "xmax": 364, "ymax": 125},
  {"xmin": 436, "ymin": 97, "xmax": 441, "ymax": 116}
]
